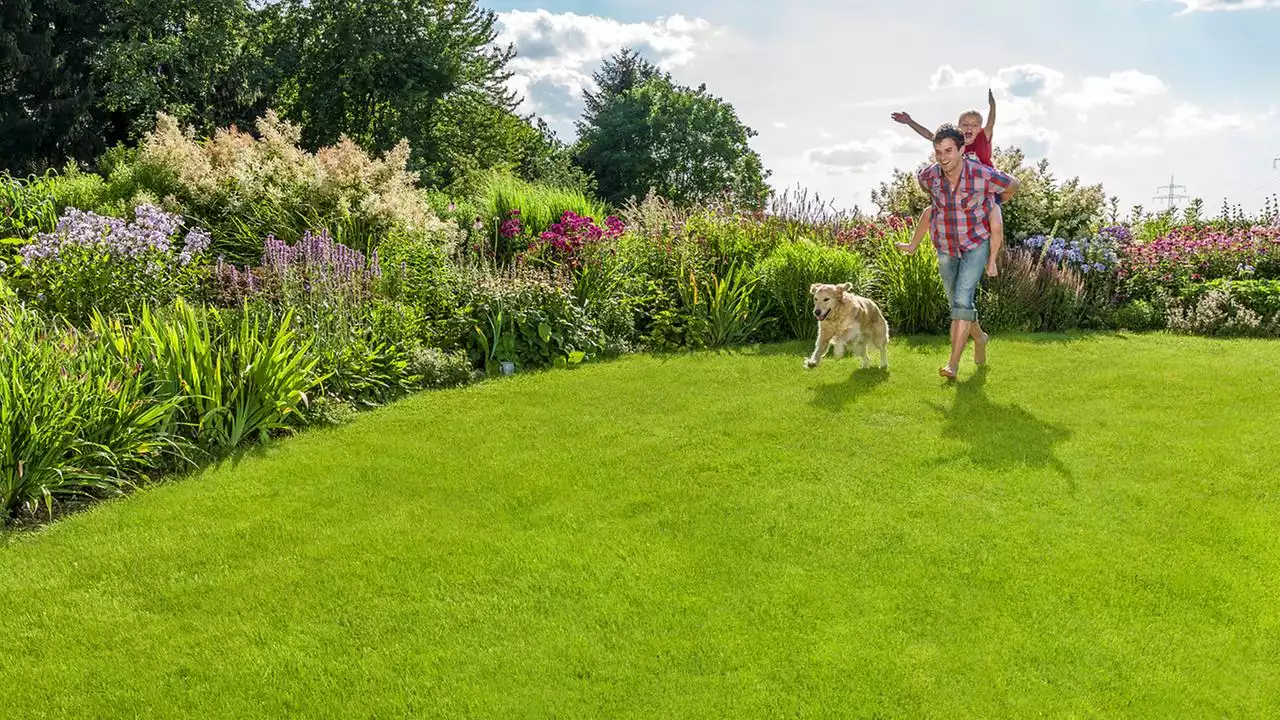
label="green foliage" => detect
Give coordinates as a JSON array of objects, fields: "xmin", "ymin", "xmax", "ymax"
[
  {"xmin": 94, "ymin": 0, "xmax": 268, "ymax": 141},
  {"xmin": 866, "ymin": 230, "xmax": 949, "ymax": 335},
  {"xmin": 978, "ymin": 246, "xmax": 1085, "ymax": 332},
  {"xmin": 1, "ymin": 301, "xmax": 184, "ymax": 520},
  {"xmin": 870, "ymin": 161, "xmax": 932, "ymax": 218},
  {"xmin": 464, "ymin": 271, "xmax": 603, "ymax": 373},
  {"xmin": 573, "ymin": 49, "xmax": 771, "ymax": 209},
  {"xmin": 870, "ymin": 148, "xmax": 1107, "ymax": 241},
  {"xmin": 992, "ymin": 147, "xmax": 1106, "ymax": 240},
  {"xmin": 478, "ymin": 171, "xmax": 611, "ymax": 248},
  {"xmin": 755, "ymin": 239, "xmax": 872, "ymax": 339},
  {"xmin": 1162, "ymin": 279, "xmax": 1280, "ymax": 337},
  {"xmin": 675, "ymin": 263, "xmax": 771, "ymax": 349},
  {"xmin": 112, "ymin": 111, "xmax": 462, "ymax": 265},
  {"xmin": 512, "ymin": 117, "xmax": 597, "ymax": 196},
  {"xmin": 0, "ymin": 171, "xmax": 61, "ymax": 242},
  {"xmin": 405, "ymin": 346, "xmax": 476, "ymax": 390},
  {"xmin": 92, "ymin": 298, "xmax": 321, "ymax": 455},
  {"xmin": 1112, "ymin": 299, "xmax": 1165, "ymax": 332},
  {"xmin": 376, "ymin": 230, "xmax": 469, "ymax": 348},
  {"xmin": 0, "ymin": 0, "xmax": 112, "ymax": 176},
  {"xmin": 265, "ymin": 0, "xmax": 523, "ymax": 187},
  {"xmin": 15, "ymin": 204, "xmax": 210, "ymax": 326}
]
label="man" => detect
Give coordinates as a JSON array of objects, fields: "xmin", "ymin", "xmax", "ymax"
[{"xmin": 896, "ymin": 124, "xmax": 1018, "ymax": 379}]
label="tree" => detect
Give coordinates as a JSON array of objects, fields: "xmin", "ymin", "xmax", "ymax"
[
  {"xmin": 0, "ymin": 0, "xmax": 114, "ymax": 174},
  {"xmin": 514, "ymin": 117, "xmax": 596, "ymax": 195},
  {"xmin": 267, "ymin": 0, "xmax": 521, "ymax": 186},
  {"xmin": 92, "ymin": 0, "xmax": 268, "ymax": 141},
  {"xmin": 870, "ymin": 146, "xmax": 1106, "ymax": 239},
  {"xmin": 573, "ymin": 49, "xmax": 771, "ymax": 209}
]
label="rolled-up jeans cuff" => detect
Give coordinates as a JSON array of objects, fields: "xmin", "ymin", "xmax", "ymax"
[{"xmin": 951, "ymin": 307, "xmax": 978, "ymax": 321}]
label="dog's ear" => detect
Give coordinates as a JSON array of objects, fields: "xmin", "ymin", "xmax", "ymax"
[
  {"xmin": 809, "ymin": 283, "xmax": 822, "ymax": 295},
  {"xmin": 840, "ymin": 282, "xmax": 854, "ymax": 293}
]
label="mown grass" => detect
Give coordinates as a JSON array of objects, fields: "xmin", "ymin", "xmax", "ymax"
[{"xmin": 2, "ymin": 333, "xmax": 1277, "ymax": 718}]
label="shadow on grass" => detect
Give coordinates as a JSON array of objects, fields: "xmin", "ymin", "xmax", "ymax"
[
  {"xmin": 809, "ymin": 366, "xmax": 890, "ymax": 412},
  {"xmin": 931, "ymin": 366, "xmax": 1074, "ymax": 480}
]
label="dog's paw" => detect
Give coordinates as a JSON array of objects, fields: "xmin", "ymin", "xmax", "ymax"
[{"xmin": 803, "ymin": 358, "xmax": 818, "ymax": 370}]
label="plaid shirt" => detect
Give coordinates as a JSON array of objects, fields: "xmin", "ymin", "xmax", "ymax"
[{"xmin": 917, "ymin": 158, "xmax": 1015, "ymax": 257}]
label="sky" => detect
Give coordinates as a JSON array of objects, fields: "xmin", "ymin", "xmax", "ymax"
[{"xmin": 488, "ymin": 0, "xmax": 1280, "ymax": 218}]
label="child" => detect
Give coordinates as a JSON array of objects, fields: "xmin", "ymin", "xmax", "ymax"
[{"xmin": 890, "ymin": 90, "xmax": 1004, "ymax": 276}]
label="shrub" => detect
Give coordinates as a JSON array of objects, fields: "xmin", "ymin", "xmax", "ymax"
[
  {"xmin": 1165, "ymin": 288, "xmax": 1280, "ymax": 338},
  {"xmin": 406, "ymin": 346, "xmax": 476, "ymax": 389},
  {"xmin": 680, "ymin": 204, "xmax": 781, "ymax": 276},
  {"xmin": 675, "ymin": 262, "xmax": 772, "ymax": 349},
  {"xmin": 475, "ymin": 171, "xmax": 611, "ymax": 257},
  {"xmin": 15, "ymin": 204, "xmax": 211, "ymax": 324},
  {"xmin": 211, "ymin": 233, "xmax": 427, "ymax": 409},
  {"xmin": 1112, "ymin": 299, "xmax": 1164, "ymax": 332},
  {"xmin": 92, "ymin": 298, "xmax": 321, "ymax": 455},
  {"xmin": 463, "ymin": 268, "xmax": 606, "ymax": 373},
  {"xmin": 1, "ymin": 170, "xmax": 61, "ymax": 242},
  {"xmin": 1019, "ymin": 230, "xmax": 1122, "ymax": 327},
  {"xmin": 122, "ymin": 111, "xmax": 461, "ymax": 264},
  {"xmin": 865, "ymin": 230, "xmax": 949, "ymax": 335},
  {"xmin": 979, "ymin": 246, "xmax": 1085, "ymax": 332},
  {"xmin": 1, "ymin": 303, "xmax": 184, "ymax": 520},
  {"xmin": 1163, "ymin": 279, "xmax": 1280, "ymax": 337},
  {"xmin": 755, "ymin": 239, "xmax": 872, "ymax": 339},
  {"xmin": 1120, "ymin": 225, "xmax": 1280, "ymax": 301}
]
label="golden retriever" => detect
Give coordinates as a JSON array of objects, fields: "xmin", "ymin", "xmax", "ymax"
[{"xmin": 803, "ymin": 282, "xmax": 890, "ymax": 370}]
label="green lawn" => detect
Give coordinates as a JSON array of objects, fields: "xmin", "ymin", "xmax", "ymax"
[{"xmin": 3, "ymin": 333, "xmax": 1278, "ymax": 718}]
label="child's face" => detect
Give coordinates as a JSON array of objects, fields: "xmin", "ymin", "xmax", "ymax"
[{"xmin": 958, "ymin": 114, "xmax": 982, "ymax": 145}]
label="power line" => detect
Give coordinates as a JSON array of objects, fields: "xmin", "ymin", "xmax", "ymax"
[{"xmin": 1154, "ymin": 174, "xmax": 1189, "ymax": 211}]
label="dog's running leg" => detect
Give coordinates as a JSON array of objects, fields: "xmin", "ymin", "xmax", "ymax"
[
  {"xmin": 856, "ymin": 341, "xmax": 870, "ymax": 368},
  {"xmin": 805, "ymin": 326, "xmax": 834, "ymax": 369},
  {"xmin": 832, "ymin": 342, "xmax": 846, "ymax": 359},
  {"xmin": 879, "ymin": 341, "xmax": 889, "ymax": 369}
]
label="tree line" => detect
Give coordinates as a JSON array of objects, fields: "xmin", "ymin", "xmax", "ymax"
[{"xmin": 1, "ymin": 1, "xmax": 770, "ymax": 208}]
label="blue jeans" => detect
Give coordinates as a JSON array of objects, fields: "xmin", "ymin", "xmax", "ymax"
[{"xmin": 937, "ymin": 240, "xmax": 989, "ymax": 322}]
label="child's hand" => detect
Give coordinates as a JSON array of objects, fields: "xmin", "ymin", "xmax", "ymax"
[
  {"xmin": 988, "ymin": 89, "xmax": 995, "ymax": 105},
  {"xmin": 890, "ymin": 111, "xmax": 912, "ymax": 124}
]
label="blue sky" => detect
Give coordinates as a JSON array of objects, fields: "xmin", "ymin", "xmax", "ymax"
[{"xmin": 491, "ymin": 0, "xmax": 1280, "ymax": 215}]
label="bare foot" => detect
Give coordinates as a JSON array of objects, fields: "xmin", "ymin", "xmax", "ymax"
[
  {"xmin": 938, "ymin": 365, "xmax": 957, "ymax": 379},
  {"xmin": 974, "ymin": 332, "xmax": 990, "ymax": 365}
]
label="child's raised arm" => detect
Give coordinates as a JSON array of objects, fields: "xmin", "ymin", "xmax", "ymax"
[
  {"xmin": 984, "ymin": 89, "xmax": 996, "ymax": 141},
  {"xmin": 891, "ymin": 111, "xmax": 934, "ymax": 142}
]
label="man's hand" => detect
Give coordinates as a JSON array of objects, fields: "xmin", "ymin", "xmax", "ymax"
[{"xmin": 895, "ymin": 242, "xmax": 917, "ymax": 254}]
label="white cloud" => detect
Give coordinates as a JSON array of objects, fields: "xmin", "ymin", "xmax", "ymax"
[
  {"xmin": 1169, "ymin": 0, "xmax": 1280, "ymax": 13},
  {"xmin": 1135, "ymin": 102, "xmax": 1276, "ymax": 139},
  {"xmin": 929, "ymin": 65, "xmax": 989, "ymax": 91},
  {"xmin": 1084, "ymin": 141, "xmax": 1165, "ymax": 159},
  {"xmin": 773, "ymin": 121, "xmax": 788, "ymax": 129},
  {"xmin": 806, "ymin": 133, "xmax": 922, "ymax": 174},
  {"xmin": 1055, "ymin": 70, "xmax": 1167, "ymax": 109},
  {"xmin": 847, "ymin": 95, "xmax": 929, "ymax": 109},
  {"xmin": 495, "ymin": 10, "xmax": 720, "ymax": 129},
  {"xmin": 994, "ymin": 64, "xmax": 1066, "ymax": 98}
]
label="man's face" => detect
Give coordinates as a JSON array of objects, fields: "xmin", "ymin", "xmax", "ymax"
[
  {"xmin": 934, "ymin": 138, "xmax": 963, "ymax": 172},
  {"xmin": 958, "ymin": 114, "xmax": 982, "ymax": 145}
]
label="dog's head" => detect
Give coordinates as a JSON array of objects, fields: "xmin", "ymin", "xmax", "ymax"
[{"xmin": 809, "ymin": 282, "xmax": 854, "ymax": 321}]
